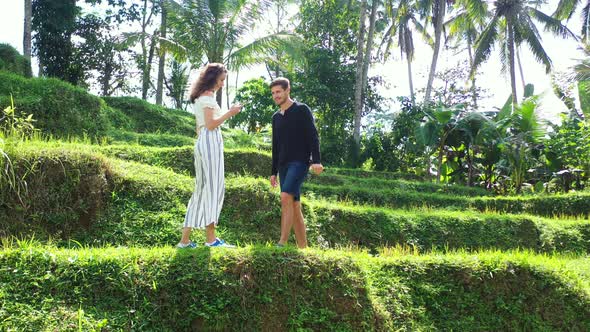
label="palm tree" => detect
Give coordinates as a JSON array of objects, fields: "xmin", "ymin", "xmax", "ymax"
[
  {"xmin": 419, "ymin": 103, "xmax": 465, "ymax": 182},
  {"xmin": 472, "ymin": 0, "xmax": 576, "ymax": 108},
  {"xmin": 164, "ymin": 59, "xmax": 190, "ymax": 110},
  {"xmin": 573, "ymin": 43, "xmax": 590, "ymax": 80},
  {"xmin": 381, "ymin": 0, "xmax": 433, "ymax": 102},
  {"xmin": 353, "ymin": 0, "xmax": 379, "ymax": 158},
  {"xmin": 422, "ymin": 0, "xmax": 451, "ymax": 105},
  {"xmin": 553, "ymin": 0, "xmax": 590, "ymax": 41},
  {"xmin": 474, "ymin": 116, "xmax": 506, "ymax": 189},
  {"xmin": 502, "ymin": 95, "xmax": 545, "ymax": 192},
  {"xmin": 156, "ymin": 0, "xmax": 167, "ymax": 106},
  {"xmin": 265, "ymin": 0, "xmax": 301, "ymax": 79},
  {"xmin": 445, "ymin": 0, "xmax": 488, "ymax": 109},
  {"xmin": 455, "ymin": 112, "xmax": 491, "ymax": 186},
  {"xmin": 168, "ymin": 0, "xmax": 301, "ymax": 107},
  {"xmin": 139, "ymin": 0, "xmax": 159, "ymax": 100},
  {"xmin": 353, "ymin": 0, "xmax": 368, "ymax": 152},
  {"xmin": 571, "ymin": 43, "xmax": 590, "ymax": 118}
]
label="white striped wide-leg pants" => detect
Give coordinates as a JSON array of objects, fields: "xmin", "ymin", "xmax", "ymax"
[{"xmin": 183, "ymin": 127, "xmax": 225, "ymax": 229}]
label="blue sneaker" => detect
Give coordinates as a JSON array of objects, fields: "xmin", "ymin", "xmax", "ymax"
[
  {"xmin": 176, "ymin": 241, "xmax": 197, "ymax": 249},
  {"xmin": 205, "ymin": 238, "xmax": 236, "ymax": 248}
]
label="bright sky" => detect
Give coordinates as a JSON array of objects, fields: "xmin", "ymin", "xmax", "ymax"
[{"xmin": 0, "ymin": 0, "xmax": 584, "ymax": 123}]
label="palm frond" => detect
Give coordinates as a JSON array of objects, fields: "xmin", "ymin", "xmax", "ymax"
[
  {"xmin": 384, "ymin": 0, "xmax": 396, "ymax": 17},
  {"xmin": 573, "ymin": 61, "xmax": 590, "ymax": 81},
  {"xmin": 227, "ymin": 0, "xmax": 271, "ymax": 36},
  {"xmin": 117, "ymin": 32, "xmax": 145, "ymax": 48},
  {"xmin": 582, "ymin": 2, "xmax": 590, "ymax": 41},
  {"xmin": 227, "ymin": 33, "xmax": 302, "ymax": 70},
  {"xmin": 418, "ymin": 0, "xmax": 435, "ymax": 21},
  {"xmin": 529, "ymin": 7, "xmax": 579, "ymax": 40},
  {"xmin": 164, "ymin": 0, "xmax": 184, "ymax": 13},
  {"xmin": 158, "ymin": 37, "xmax": 189, "ymax": 61},
  {"xmin": 472, "ymin": 14, "xmax": 500, "ymax": 76},
  {"xmin": 462, "ymin": 0, "xmax": 488, "ymax": 22},
  {"xmin": 445, "ymin": 11, "xmax": 468, "ymax": 38},
  {"xmin": 513, "ymin": 95, "xmax": 545, "ymax": 142},
  {"xmin": 497, "ymin": 19, "xmax": 509, "ymax": 74},
  {"xmin": 412, "ymin": 17, "xmax": 434, "ymax": 46},
  {"xmin": 520, "ymin": 14, "xmax": 552, "ymax": 73},
  {"xmin": 553, "ymin": 0, "xmax": 580, "ymax": 20},
  {"xmin": 380, "ymin": 23, "xmax": 397, "ymax": 60},
  {"xmin": 400, "ymin": 25, "xmax": 416, "ymax": 60}
]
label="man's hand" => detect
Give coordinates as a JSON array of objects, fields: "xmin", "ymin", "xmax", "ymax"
[
  {"xmin": 270, "ymin": 175, "xmax": 278, "ymax": 187},
  {"xmin": 310, "ymin": 163, "xmax": 324, "ymax": 175}
]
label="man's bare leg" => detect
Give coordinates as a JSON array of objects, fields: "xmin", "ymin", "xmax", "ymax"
[
  {"xmin": 279, "ymin": 192, "xmax": 294, "ymax": 245},
  {"xmin": 293, "ymin": 201, "xmax": 307, "ymax": 248}
]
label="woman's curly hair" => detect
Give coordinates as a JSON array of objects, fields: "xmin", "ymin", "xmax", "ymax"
[{"xmin": 189, "ymin": 63, "xmax": 227, "ymax": 103}]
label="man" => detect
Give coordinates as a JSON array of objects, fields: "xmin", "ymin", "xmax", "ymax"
[{"xmin": 270, "ymin": 77, "xmax": 323, "ymax": 248}]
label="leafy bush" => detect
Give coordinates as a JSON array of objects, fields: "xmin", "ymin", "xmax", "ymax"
[
  {"xmin": 306, "ymin": 181, "xmax": 590, "ymax": 217},
  {"xmin": 222, "ymin": 127, "xmax": 271, "ymax": 150},
  {"xmin": 103, "ymin": 96, "xmax": 195, "ymax": 136},
  {"xmin": 98, "ymin": 144, "xmax": 272, "ymax": 177},
  {"xmin": 106, "ymin": 130, "xmax": 194, "ymax": 147},
  {"xmin": 472, "ymin": 193, "xmax": 590, "ymax": 217},
  {"xmin": 0, "ymin": 247, "xmax": 588, "ymax": 330},
  {"xmin": 0, "ymin": 97, "xmax": 37, "ymax": 138},
  {"xmin": 307, "ymin": 173, "xmax": 492, "ymax": 197},
  {"xmin": 327, "ymin": 167, "xmax": 424, "ymax": 181},
  {"xmin": 0, "ymin": 44, "xmax": 31, "ymax": 77},
  {"xmin": 0, "ymin": 145, "xmax": 112, "ymax": 239},
  {"xmin": 229, "ymin": 77, "xmax": 276, "ymax": 133},
  {"xmin": 0, "ymin": 71, "xmax": 111, "ymax": 137},
  {"xmin": 2, "ymin": 143, "xmax": 589, "ymax": 254},
  {"xmin": 310, "ymin": 203, "xmax": 590, "ymax": 253}
]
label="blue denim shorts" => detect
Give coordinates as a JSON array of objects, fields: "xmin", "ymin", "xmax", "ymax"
[{"xmin": 279, "ymin": 161, "xmax": 308, "ymax": 202}]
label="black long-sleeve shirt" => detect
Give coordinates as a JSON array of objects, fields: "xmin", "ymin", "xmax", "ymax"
[{"xmin": 271, "ymin": 101, "xmax": 321, "ymax": 176}]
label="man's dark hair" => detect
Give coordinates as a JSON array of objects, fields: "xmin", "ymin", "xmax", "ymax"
[{"xmin": 270, "ymin": 77, "xmax": 290, "ymax": 90}]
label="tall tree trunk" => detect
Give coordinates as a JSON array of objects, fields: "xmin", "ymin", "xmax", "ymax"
[
  {"xmin": 275, "ymin": 1, "xmax": 282, "ymax": 78},
  {"xmin": 265, "ymin": 63, "xmax": 275, "ymax": 80},
  {"xmin": 507, "ymin": 18, "xmax": 518, "ymax": 108},
  {"xmin": 156, "ymin": 1, "xmax": 167, "ymax": 105},
  {"xmin": 407, "ymin": 51, "xmax": 415, "ymax": 102},
  {"xmin": 466, "ymin": 144, "xmax": 473, "ymax": 186},
  {"xmin": 361, "ymin": 0, "xmax": 378, "ymax": 95},
  {"xmin": 425, "ymin": 148, "xmax": 432, "ymax": 181},
  {"xmin": 140, "ymin": 0, "xmax": 156, "ymax": 100},
  {"xmin": 437, "ymin": 143, "xmax": 444, "ymax": 183},
  {"xmin": 101, "ymin": 61, "xmax": 112, "ymax": 96},
  {"xmin": 216, "ymin": 86, "xmax": 223, "ymax": 106},
  {"xmin": 209, "ymin": 50, "xmax": 224, "ymax": 107},
  {"xmin": 424, "ymin": 0, "xmax": 446, "ymax": 105},
  {"xmin": 436, "ymin": 131, "xmax": 450, "ymax": 183},
  {"xmin": 143, "ymin": 31, "xmax": 157, "ymax": 100},
  {"xmin": 353, "ymin": 0, "xmax": 367, "ymax": 149},
  {"xmin": 467, "ymin": 34, "xmax": 477, "ymax": 109},
  {"xmin": 486, "ymin": 164, "xmax": 493, "ymax": 189},
  {"xmin": 516, "ymin": 46, "xmax": 525, "ymax": 91},
  {"xmin": 23, "ymin": 0, "xmax": 32, "ymax": 76},
  {"xmin": 355, "ymin": 0, "xmax": 377, "ymax": 163},
  {"xmin": 226, "ymin": 72, "xmax": 230, "ymax": 109},
  {"xmin": 141, "ymin": 0, "xmax": 148, "ymax": 99},
  {"xmin": 216, "ymin": 52, "xmax": 222, "ymax": 106}
]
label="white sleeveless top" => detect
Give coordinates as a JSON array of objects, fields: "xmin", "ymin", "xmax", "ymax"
[{"xmin": 193, "ymin": 95, "xmax": 223, "ymax": 130}]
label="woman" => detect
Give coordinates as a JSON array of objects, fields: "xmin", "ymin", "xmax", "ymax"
[{"xmin": 177, "ymin": 63, "xmax": 241, "ymax": 248}]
